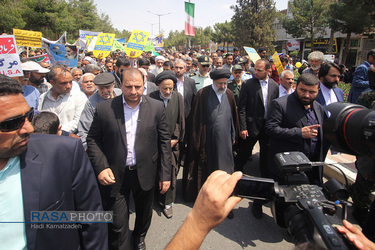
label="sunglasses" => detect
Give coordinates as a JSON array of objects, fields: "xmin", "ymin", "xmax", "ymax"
[
  {"xmin": 202, "ymin": 65, "xmax": 210, "ymax": 68},
  {"xmin": 0, "ymin": 107, "xmax": 34, "ymax": 132}
]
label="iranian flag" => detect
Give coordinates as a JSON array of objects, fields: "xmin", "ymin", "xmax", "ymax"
[{"xmin": 185, "ymin": 2, "xmax": 195, "ymax": 36}]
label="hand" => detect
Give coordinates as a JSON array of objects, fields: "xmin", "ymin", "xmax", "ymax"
[
  {"xmin": 165, "ymin": 171, "xmax": 243, "ymax": 250},
  {"xmin": 190, "ymin": 171, "xmax": 243, "ymax": 232},
  {"xmin": 97, "ymin": 168, "xmax": 116, "ymax": 186},
  {"xmin": 371, "ymin": 64, "xmax": 375, "ymax": 73},
  {"xmin": 171, "ymin": 139, "xmax": 178, "ymax": 148},
  {"xmin": 336, "ymin": 220, "xmax": 375, "ymax": 250},
  {"xmin": 240, "ymin": 130, "xmax": 248, "ymax": 140},
  {"xmin": 159, "ymin": 181, "xmax": 171, "ymax": 194},
  {"xmin": 301, "ymin": 124, "xmax": 320, "ymax": 139}
]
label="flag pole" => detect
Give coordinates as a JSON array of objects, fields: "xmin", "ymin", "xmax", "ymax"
[{"xmin": 188, "ymin": 0, "xmax": 191, "ymax": 49}]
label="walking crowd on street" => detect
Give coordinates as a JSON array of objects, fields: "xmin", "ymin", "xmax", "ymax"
[{"xmin": 1, "ymin": 44, "xmax": 375, "ymax": 249}]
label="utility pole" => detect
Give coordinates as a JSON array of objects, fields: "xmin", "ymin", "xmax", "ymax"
[{"xmin": 147, "ymin": 11, "xmax": 171, "ymax": 35}]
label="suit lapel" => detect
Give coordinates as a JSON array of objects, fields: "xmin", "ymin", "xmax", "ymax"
[
  {"xmin": 114, "ymin": 96, "xmax": 127, "ymax": 147},
  {"xmin": 21, "ymin": 148, "xmax": 42, "ymax": 249}
]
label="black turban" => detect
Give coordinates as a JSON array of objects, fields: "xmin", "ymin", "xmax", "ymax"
[
  {"xmin": 155, "ymin": 70, "xmax": 177, "ymax": 85},
  {"xmin": 210, "ymin": 68, "xmax": 231, "ymax": 80}
]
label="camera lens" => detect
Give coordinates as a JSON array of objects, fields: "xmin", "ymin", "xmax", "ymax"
[{"xmin": 324, "ymin": 102, "xmax": 375, "ymax": 158}]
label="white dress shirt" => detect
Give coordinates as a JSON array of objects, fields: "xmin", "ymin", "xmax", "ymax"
[
  {"xmin": 320, "ymin": 82, "xmax": 338, "ymax": 105},
  {"xmin": 279, "ymin": 85, "xmax": 295, "ymax": 97},
  {"xmin": 123, "ymin": 96, "xmax": 141, "ymax": 166},
  {"xmin": 260, "ymin": 79, "xmax": 269, "ymax": 118},
  {"xmin": 176, "ymin": 78, "xmax": 184, "ymax": 100}
]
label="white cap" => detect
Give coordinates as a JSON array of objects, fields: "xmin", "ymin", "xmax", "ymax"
[
  {"xmin": 21, "ymin": 61, "xmax": 50, "ymax": 73},
  {"xmin": 83, "ymin": 56, "xmax": 96, "ymax": 65},
  {"xmin": 155, "ymin": 56, "xmax": 165, "ymax": 62}
]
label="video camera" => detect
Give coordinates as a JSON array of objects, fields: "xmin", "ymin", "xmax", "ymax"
[
  {"xmin": 235, "ymin": 151, "xmax": 351, "ymax": 249},
  {"xmin": 234, "ymin": 102, "xmax": 375, "ymax": 249}
]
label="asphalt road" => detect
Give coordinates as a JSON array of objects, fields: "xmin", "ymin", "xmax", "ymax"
[
  {"xmin": 129, "ymin": 144, "xmax": 360, "ymax": 249},
  {"xmin": 129, "ymin": 145, "xmax": 295, "ymax": 250}
]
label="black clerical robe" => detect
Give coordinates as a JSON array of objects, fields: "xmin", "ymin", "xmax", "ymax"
[{"xmin": 183, "ymin": 86, "xmax": 239, "ymax": 201}]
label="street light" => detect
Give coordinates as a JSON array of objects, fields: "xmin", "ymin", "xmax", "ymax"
[
  {"xmin": 147, "ymin": 11, "xmax": 171, "ymax": 35},
  {"xmin": 146, "ymin": 23, "xmax": 158, "ymax": 35}
]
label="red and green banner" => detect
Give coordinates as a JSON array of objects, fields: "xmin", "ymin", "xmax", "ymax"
[{"xmin": 185, "ymin": 2, "xmax": 195, "ymax": 36}]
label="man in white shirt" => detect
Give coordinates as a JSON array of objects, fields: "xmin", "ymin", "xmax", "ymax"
[
  {"xmin": 279, "ymin": 70, "xmax": 295, "ymax": 97},
  {"xmin": 38, "ymin": 65, "xmax": 87, "ymax": 134}
]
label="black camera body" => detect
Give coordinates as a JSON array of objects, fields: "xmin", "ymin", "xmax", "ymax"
[{"xmin": 235, "ymin": 151, "xmax": 351, "ymax": 249}]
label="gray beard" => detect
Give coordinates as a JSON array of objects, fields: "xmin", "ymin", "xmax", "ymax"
[{"xmin": 159, "ymin": 91, "xmax": 172, "ymax": 101}]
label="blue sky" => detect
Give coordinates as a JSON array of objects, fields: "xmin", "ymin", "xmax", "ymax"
[{"xmin": 94, "ymin": 0, "xmax": 289, "ymax": 37}]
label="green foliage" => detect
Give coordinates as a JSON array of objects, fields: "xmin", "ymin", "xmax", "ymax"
[
  {"xmin": 281, "ymin": 0, "xmax": 331, "ymax": 51},
  {"xmin": 191, "ymin": 26, "xmax": 213, "ymax": 48},
  {"xmin": 0, "ymin": 0, "xmax": 131, "ymax": 42},
  {"xmin": 0, "ymin": 0, "xmax": 26, "ymax": 33},
  {"xmin": 338, "ymin": 81, "xmax": 351, "ymax": 102},
  {"xmin": 164, "ymin": 30, "xmax": 187, "ymax": 48},
  {"xmin": 231, "ymin": 0, "xmax": 277, "ymax": 54},
  {"xmin": 211, "ymin": 21, "xmax": 234, "ymax": 50},
  {"xmin": 328, "ymin": 0, "xmax": 373, "ymax": 64}
]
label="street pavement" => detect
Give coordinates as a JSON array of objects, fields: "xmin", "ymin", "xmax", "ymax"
[{"xmin": 129, "ymin": 143, "xmax": 360, "ymax": 249}]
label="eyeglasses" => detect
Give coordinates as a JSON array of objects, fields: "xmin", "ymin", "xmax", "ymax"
[
  {"xmin": 0, "ymin": 107, "xmax": 34, "ymax": 132},
  {"xmin": 202, "ymin": 65, "xmax": 210, "ymax": 68}
]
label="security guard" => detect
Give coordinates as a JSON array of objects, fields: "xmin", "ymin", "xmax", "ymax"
[
  {"xmin": 227, "ymin": 64, "xmax": 244, "ymax": 104},
  {"xmin": 190, "ymin": 55, "xmax": 213, "ymax": 91}
]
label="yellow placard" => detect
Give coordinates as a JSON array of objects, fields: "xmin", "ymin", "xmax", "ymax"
[
  {"xmin": 92, "ymin": 33, "xmax": 115, "ymax": 58},
  {"xmin": 13, "ymin": 29, "xmax": 42, "ymax": 39},
  {"xmin": 271, "ymin": 52, "xmax": 284, "ymax": 76},
  {"xmin": 125, "ymin": 30, "xmax": 150, "ymax": 58},
  {"xmin": 86, "ymin": 36, "xmax": 94, "ymax": 47},
  {"xmin": 243, "ymin": 46, "xmax": 261, "ymax": 64},
  {"xmin": 13, "ymin": 28, "xmax": 42, "ymax": 47}
]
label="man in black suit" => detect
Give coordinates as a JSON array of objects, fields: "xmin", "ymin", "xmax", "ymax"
[
  {"xmin": 236, "ymin": 59, "xmax": 279, "ymax": 218},
  {"xmin": 174, "ymin": 59, "xmax": 197, "ymax": 118},
  {"xmin": 266, "ymin": 73, "xmax": 328, "ymax": 186},
  {"xmin": 87, "ymin": 68, "xmax": 172, "ymax": 250},
  {"xmin": 137, "ymin": 57, "xmax": 156, "ymax": 83},
  {"xmin": 0, "ymin": 76, "xmax": 107, "ymax": 250}
]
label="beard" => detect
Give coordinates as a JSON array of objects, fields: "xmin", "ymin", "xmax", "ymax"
[
  {"xmin": 296, "ymin": 91, "xmax": 315, "ymax": 106},
  {"xmin": 160, "ymin": 91, "xmax": 172, "ymax": 101},
  {"xmin": 311, "ymin": 65, "xmax": 320, "ymax": 71},
  {"xmin": 155, "ymin": 67, "xmax": 164, "ymax": 76},
  {"xmin": 323, "ymin": 78, "xmax": 338, "ymax": 89},
  {"xmin": 29, "ymin": 74, "xmax": 44, "ymax": 86},
  {"xmin": 213, "ymin": 84, "xmax": 227, "ymax": 95}
]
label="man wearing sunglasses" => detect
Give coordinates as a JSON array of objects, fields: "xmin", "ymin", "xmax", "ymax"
[
  {"xmin": 190, "ymin": 55, "xmax": 213, "ymax": 91},
  {"xmin": 0, "ymin": 75, "xmax": 107, "ymax": 249}
]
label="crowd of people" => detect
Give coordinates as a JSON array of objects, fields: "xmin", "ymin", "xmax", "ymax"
[{"xmin": 1, "ymin": 45, "xmax": 375, "ymax": 250}]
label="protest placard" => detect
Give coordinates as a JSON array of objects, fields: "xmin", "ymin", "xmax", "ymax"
[
  {"xmin": 244, "ymin": 47, "xmax": 261, "ymax": 64},
  {"xmin": 92, "ymin": 33, "xmax": 115, "ymax": 58},
  {"xmin": 125, "ymin": 30, "xmax": 150, "ymax": 58},
  {"xmin": 271, "ymin": 52, "xmax": 284, "ymax": 76},
  {"xmin": 0, "ymin": 35, "xmax": 23, "ymax": 77},
  {"xmin": 13, "ymin": 29, "xmax": 42, "ymax": 48}
]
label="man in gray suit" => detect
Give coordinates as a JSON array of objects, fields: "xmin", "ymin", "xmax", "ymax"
[
  {"xmin": 174, "ymin": 59, "xmax": 197, "ymax": 118},
  {"xmin": 87, "ymin": 68, "xmax": 172, "ymax": 250}
]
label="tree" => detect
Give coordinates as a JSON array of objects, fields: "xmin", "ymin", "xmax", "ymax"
[
  {"xmin": 328, "ymin": 0, "xmax": 373, "ymax": 64},
  {"xmin": 281, "ymin": 0, "xmax": 332, "ymax": 51},
  {"xmin": 231, "ymin": 0, "xmax": 277, "ymax": 54},
  {"xmin": 0, "ymin": 0, "xmax": 26, "ymax": 34},
  {"xmin": 164, "ymin": 30, "xmax": 187, "ymax": 48},
  {"xmin": 211, "ymin": 21, "xmax": 234, "ymax": 52},
  {"xmin": 191, "ymin": 26, "xmax": 213, "ymax": 48}
]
